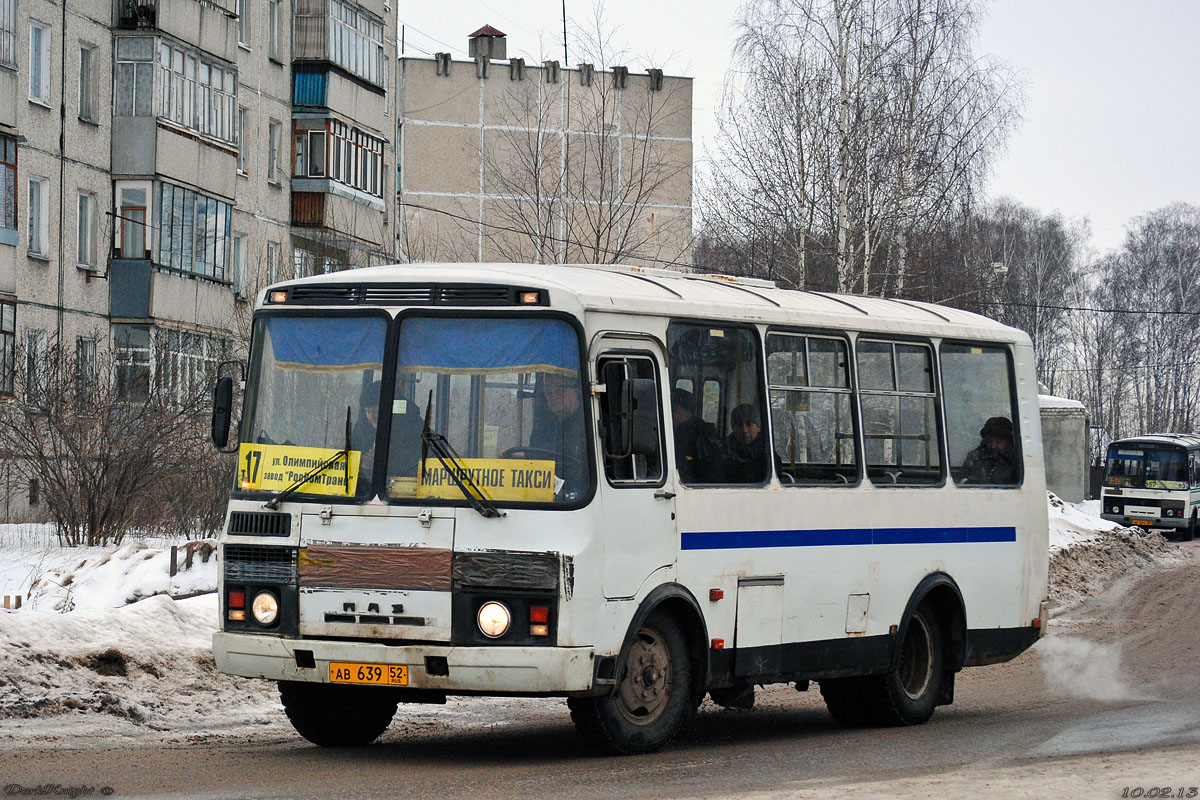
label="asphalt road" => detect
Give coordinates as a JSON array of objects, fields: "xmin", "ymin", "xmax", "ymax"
[{"xmin": 4, "ymin": 540, "xmax": 1200, "ymax": 800}]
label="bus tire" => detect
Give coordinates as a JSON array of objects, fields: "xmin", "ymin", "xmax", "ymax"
[
  {"xmin": 874, "ymin": 602, "xmax": 945, "ymax": 726},
  {"xmin": 279, "ymin": 681, "xmax": 398, "ymax": 747},
  {"xmin": 568, "ymin": 613, "xmax": 693, "ymax": 755},
  {"xmin": 1185, "ymin": 513, "xmax": 1196, "ymax": 542},
  {"xmin": 819, "ymin": 677, "xmax": 878, "ymax": 727}
]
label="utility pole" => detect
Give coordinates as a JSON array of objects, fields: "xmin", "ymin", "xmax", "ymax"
[{"xmin": 562, "ymin": 0, "xmax": 569, "ymax": 65}]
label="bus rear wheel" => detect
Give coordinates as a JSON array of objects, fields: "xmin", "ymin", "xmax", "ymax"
[
  {"xmin": 568, "ymin": 613, "xmax": 694, "ymax": 755},
  {"xmin": 279, "ymin": 681, "xmax": 398, "ymax": 747},
  {"xmin": 821, "ymin": 603, "xmax": 945, "ymax": 728},
  {"xmin": 1185, "ymin": 513, "xmax": 1197, "ymax": 542}
]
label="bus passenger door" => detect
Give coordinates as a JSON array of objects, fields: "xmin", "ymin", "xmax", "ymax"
[{"xmin": 594, "ymin": 344, "xmax": 676, "ymax": 599}]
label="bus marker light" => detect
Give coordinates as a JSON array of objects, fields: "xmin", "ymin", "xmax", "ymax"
[
  {"xmin": 519, "ymin": 291, "xmax": 541, "ymax": 304},
  {"xmin": 889, "ymin": 624, "xmax": 898, "ymax": 635},
  {"xmin": 529, "ymin": 605, "xmax": 549, "ymax": 624},
  {"xmin": 268, "ymin": 290, "xmax": 288, "ymax": 303},
  {"xmin": 530, "ymin": 624, "xmax": 549, "ymax": 637},
  {"xmin": 711, "ymin": 638, "xmax": 725, "ymax": 650},
  {"xmin": 1032, "ymin": 618, "xmax": 1041, "ymax": 629},
  {"xmin": 709, "ymin": 589, "xmax": 724, "ymax": 601},
  {"xmin": 228, "ymin": 610, "xmax": 246, "ymax": 621}
]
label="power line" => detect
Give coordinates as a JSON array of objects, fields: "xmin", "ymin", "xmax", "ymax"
[
  {"xmin": 969, "ymin": 299, "xmax": 1200, "ymax": 317},
  {"xmin": 396, "ymin": 19, "xmax": 470, "ymax": 57}
]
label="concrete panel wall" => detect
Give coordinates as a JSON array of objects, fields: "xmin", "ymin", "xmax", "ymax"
[{"xmin": 1041, "ymin": 406, "xmax": 1090, "ymax": 503}]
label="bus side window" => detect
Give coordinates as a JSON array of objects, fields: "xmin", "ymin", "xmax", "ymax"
[
  {"xmin": 597, "ymin": 355, "xmax": 664, "ymax": 484},
  {"xmin": 767, "ymin": 332, "xmax": 858, "ymax": 485},
  {"xmin": 667, "ymin": 322, "xmax": 768, "ymax": 485},
  {"xmin": 940, "ymin": 343, "xmax": 1022, "ymax": 487},
  {"xmin": 858, "ymin": 339, "xmax": 943, "ymax": 486}
]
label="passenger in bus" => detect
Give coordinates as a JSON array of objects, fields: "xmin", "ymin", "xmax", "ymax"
[
  {"xmin": 355, "ymin": 380, "xmax": 423, "ymax": 477},
  {"xmin": 961, "ymin": 416, "xmax": 1017, "ymax": 484},
  {"xmin": 725, "ymin": 403, "xmax": 772, "ymax": 483},
  {"xmin": 671, "ymin": 388, "xmax": 726, "ymax": 483},
  {"xmin": 529, "ymin": 371, "xmax": 587, "ymax": 493}
]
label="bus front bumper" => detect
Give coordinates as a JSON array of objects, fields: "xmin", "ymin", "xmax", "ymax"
[
  {"xmin": 213, "ymin": 632, "xmax": 597, "ymax": 693},
  {"xmin": 1100, "ymin": 513, "xmax": 1187, "ymax": 530}
]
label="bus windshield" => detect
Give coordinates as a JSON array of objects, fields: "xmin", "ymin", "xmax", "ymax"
[
  {"xmin": 238, "ymin": 314, "xmax": 387, "ymax": 501},
  {"xmin": 1105, "ymin": 446, "xmax": 1190, "ymax": 490},
  {"xmin": 385, "ymin": 315, "xmax": 589, "ymax": 507}
]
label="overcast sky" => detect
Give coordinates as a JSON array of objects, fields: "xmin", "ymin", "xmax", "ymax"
[{"xmin": 396, "ymin": 1, "xmax": 1199, "ymax": 254}]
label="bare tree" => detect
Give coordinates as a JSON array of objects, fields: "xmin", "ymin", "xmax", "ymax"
[
  {"xmin": 701, "ymin": 0, "xmax": 1019, "ymax": 294},
  {"xmin": 478, "ymin": 6, "xmax": 692, "ymax": 266},
  {"xmin": 0, "ymin": 336, "xmax": 227, "ymax": 546}
]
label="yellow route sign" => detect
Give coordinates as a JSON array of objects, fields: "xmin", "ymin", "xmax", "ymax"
[
  {"xmin": 238, "ymin": 443, "xmax": 362, "ymax": 496},
  {"xmin": 415, "ymin": 458, "xmax": 556, "ymax": 503}
]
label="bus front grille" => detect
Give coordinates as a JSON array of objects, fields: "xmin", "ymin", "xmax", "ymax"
[{"xmin": 224, "ymin": 545, "xmax": 298, "ymax": 585}]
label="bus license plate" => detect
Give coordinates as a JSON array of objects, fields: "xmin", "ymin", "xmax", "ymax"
[
  {"xmin": 329, "ymin": 662, "xmax": 408, "ymax": 686},
  {"xmin": 1131, "ymin": 519, "xmax": 1152, "ymax": 527}
]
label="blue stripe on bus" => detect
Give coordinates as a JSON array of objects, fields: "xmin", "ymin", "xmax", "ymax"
[{"xmin": 680, "ymin": 526, "xmax": 1017, "ymax": 551}]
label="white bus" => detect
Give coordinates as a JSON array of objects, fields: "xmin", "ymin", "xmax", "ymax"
[
  {"xmin": 210, "ymin": 263, "xmax": 1049, "ymax": 754},
  {"xmin": 1100, "ymin": 434, "xmax": 1200, "ymax": 541}
]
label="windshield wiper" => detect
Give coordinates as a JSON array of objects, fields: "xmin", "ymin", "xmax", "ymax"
[
  {"xmin": 419, "ymin": 392, "xmax": 504, "ymax": 518},
  {"xmin": 264, "ymin": 407, "xmax": 353, "ymax": 510}
]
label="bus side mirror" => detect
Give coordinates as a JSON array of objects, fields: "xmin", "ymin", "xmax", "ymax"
[
  {"xmin": 211, "ymin": 376, "xmax": 234, "ymax": 449},
  {"xmin": 628, "ymin": 378, "xmax": 659, "ymax": 456},
  {"xmin": 601, "ymin": 361, "xmax": 633, "ymax": 458}
]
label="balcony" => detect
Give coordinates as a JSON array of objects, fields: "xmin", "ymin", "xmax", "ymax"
[
  {"xmin": 109, "ymin": 259, "xmax": 153, "ymax": 319},
  {"xmin": 115, "ymin": 0, "xmax": 157, "ymax": 30}
]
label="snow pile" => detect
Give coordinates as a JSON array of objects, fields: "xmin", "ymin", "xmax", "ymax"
[
  {"xmin": 1046, "ymin": 494, "xmax": 1176, "ymax": 612},
  {"xmin": 25, "ymin": 539, "xmax": 217, "ymax": 612},
  {"xmin": 0, "ymin": 594, "xmax": 278, "ymax": 740}
]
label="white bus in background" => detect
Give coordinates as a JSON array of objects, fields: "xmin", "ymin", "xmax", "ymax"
[
  {"xmin": 209, "ymin": 263, "xmax": 1049, "ymax": 755},
  {"xmin": 1101, "ymin": 434, "xmax": 1200, "ymax": 541}
]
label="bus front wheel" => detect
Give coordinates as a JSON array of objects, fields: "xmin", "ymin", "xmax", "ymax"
[
  {"xmin": 279, "ymin": 680, "xmax": 398, "ymax": 747},
  {"xmin": 568, "ymin": 613, "xmax": 694, "ymax": 755},
  {"xmin": 1185, "ymin": 513, "xmax": 1197, "ymax": 542}
]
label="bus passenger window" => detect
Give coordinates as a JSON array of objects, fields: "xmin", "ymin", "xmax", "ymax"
[
  {"xmin": 857, "ymin": 340, "xmax": 942, "ymax": 486},
  {"xmin": 767, "ymin": 333, "xmax": 857, "ymax": 485},
  {"xmin": 667, "ymin": 323, "xmax": 768, "ymax": 485},
  {"xmin": 940, "ymin": 343, "xmax": 1021, "ymax": 487}
]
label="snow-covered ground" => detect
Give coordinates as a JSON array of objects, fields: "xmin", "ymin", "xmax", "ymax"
[{"xmin": 0, "ymin": 496, "xmax": 1179, "ymax": 746}]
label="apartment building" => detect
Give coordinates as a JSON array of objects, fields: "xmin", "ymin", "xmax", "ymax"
[
  {"xmin": 0, "ymin": 0, "xmax": 397, "ymax": 520},
  {"xmin": 395, "ymin": 27, "xmax": 693, "ymax": 268}
]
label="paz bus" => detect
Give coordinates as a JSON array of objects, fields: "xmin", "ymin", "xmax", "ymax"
[
  {"xmin": 1100, "ymin": 434, "xmax": 1200, "ymax": 541},
  {"xmin": 209, "ymin": 263, "xmax": 1049, "ymax": 754}
]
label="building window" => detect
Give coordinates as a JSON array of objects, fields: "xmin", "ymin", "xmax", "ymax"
[
  {"xmin": 231, "ymin": 233, "xmax": 247, "ymax": 297},
  {"xmin": 79, "ymin": 45, "xmax": 96, "ymax": 120},
  {"xmin": 158, "ymin": 328, "xmax": 225, "ymax": 406},
  {"xmin": 268, "ymin": 120, "xmax": 281, "ymax": 183},
  {"xmin": 118, "ymin": 185, "xmax": 148, "ymax": 259},
  {"xmin": 0, "ymin": 0, "xmax": 16, "ymax": 68},
  {"xmin": 266, "ymin": 241, "xmax": 279, "ymax": 283},
  {"xmin": 321, "ymin": 119, "xmax": 383, "ymax": 197},
  {"xmin": 77, "ymin": 193, "xmax": 96, "ymax": 267},
  {"xmin": 27, "ymin": 177, "xmax": 47, "ymax": 255},
  {"xmin": 267, "ymin": 0, "xmax": 280, "ymax": 60},
  {"xmin": 25, "ymin": 329, "xmax": 45, "ymax": 396},
  {"xmin": 237, "ymin": 107, "xmax": 248, "ymax": 173},
  {"xmin": 0, "ymin": 300, "xmax": 13, "ymax": 397},
  {"xmin": 147, "ymin": 40, "xmax": 237, "ymax": 142},
  {"xmin": 75, "ymin": 337, "xmax": 96, "ymax": 404},
  {"xmin": 115, "ymin": 325, "xmax": 150, "ymax": 401},
  {"xmin": 155, "ymin": 182, "xmax": 232, "ymax": 279},
  {"xmin": 29, "ymin": 22, "xmax": 51, "ymax": 104},
  {"xmin": 329, "ymin": 1, "xmax": 384, "ymax": 86},
  {"xmin": 114, "ymin": 36, "xmax": 155, "ymax": 117},
  {"xmin": 236, "ymin": 0, "xmax": 250, "ymax": 46},
  {"xmin": 0, "ymin": 135, "xmax": 16, "ymax": 233}
]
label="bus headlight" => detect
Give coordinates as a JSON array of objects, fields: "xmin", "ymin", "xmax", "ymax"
[
  {"xmin": 477, "ymin": 601, "xmax": 511, "ymax": 638},
  {"xmin": 251, "ymin": 590, "xmax": 279, "ymax": 626}
]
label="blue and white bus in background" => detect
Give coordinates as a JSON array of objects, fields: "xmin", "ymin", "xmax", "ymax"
[
  {"xmin": 1101, "ymin": 434, "xmax": 1200, "ymax": 541},
  {"xmin": 209, "ymin": 263, "xmax": 1049, "ymax": 754}
]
